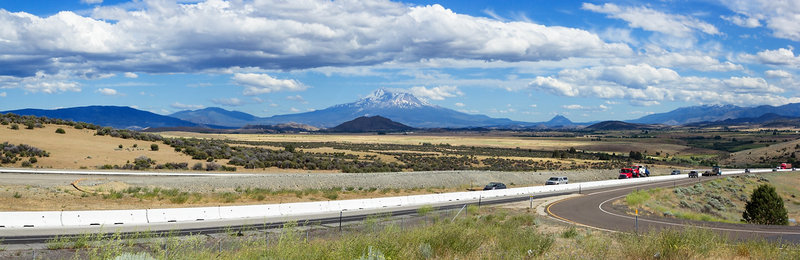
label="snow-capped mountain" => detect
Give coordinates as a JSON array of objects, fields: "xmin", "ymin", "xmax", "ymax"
[
  {"xmin": 345, "ymin": 88, "xmax": 432, "ymax": 110},
  {"xmin": 254, "ymin": 88, "xmax": 520, "ymax": 128}
]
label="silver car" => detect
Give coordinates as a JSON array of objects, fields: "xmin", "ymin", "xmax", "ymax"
[
  {"xmin": 671, "ymin": 169, "xmax": 681, "ymax": 175},
  {"xmin": 546, "ymin": 176, "xmax": 568, "ymax": 185}
]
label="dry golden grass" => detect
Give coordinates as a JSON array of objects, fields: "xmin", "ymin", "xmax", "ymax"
[
  {"xmin": 724, "ymin": 138, "xmax": 800, "ymax": 166},
  {"xmin": 159, "ymin": 131, "xmax": 693, "ymax": 154},
  {"xmin": 0, "ymin": 181, "xmax": 469, "ymax": 211},
  {"xmin": 0, "ymin": 124, "xmax": 210, "ymax": 170}
]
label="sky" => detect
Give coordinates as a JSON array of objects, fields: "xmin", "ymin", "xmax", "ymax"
[{"xmin": 0, "ymin": 0, "xmax": 799, "ymax": 122}]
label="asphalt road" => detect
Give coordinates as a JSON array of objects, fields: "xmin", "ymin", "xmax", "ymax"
[{"xmin": 547, "ymin": 175, "xmax": 800, "ymax": 242}]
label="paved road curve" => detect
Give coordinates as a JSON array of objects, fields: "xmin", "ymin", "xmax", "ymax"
[{"xmin": 547, "ymin": 175, "xmax": 800, "ymax": 242}]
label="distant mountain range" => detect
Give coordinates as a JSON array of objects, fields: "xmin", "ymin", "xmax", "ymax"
[
  {"xmin": 171, "ymin": 89, "xmax": 525, "ymax": 128},
  {"xmin": 4, "ymin": 88, "xmax": 800, "ymax": 130},
  {"xmin": 0, "ymin": 106, "xmax": 204, "ymax": 130},
  {"xmin": 629, "ymin": 103, "xmax": 800, "ymax": 125}
]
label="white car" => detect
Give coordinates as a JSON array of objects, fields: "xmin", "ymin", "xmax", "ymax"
[{"xmin": 546, "ymin": 176, "xmax": 568, "ymax": 185}]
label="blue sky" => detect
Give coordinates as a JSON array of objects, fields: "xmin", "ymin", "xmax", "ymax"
[{"xmin": 1, "ymin": 0, "xmax": 799, "ymax": 122}]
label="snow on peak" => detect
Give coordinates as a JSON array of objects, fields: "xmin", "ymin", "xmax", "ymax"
[{"xmin": 351, "ymin": 88, "xmax": 433, "ymax": 109}]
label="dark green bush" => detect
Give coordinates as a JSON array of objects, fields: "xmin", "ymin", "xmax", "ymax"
[{"xmin": 742, "ymin": 184, "xmax": 788, "ymax": 225}]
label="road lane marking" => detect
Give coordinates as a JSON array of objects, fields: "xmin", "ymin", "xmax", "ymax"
[{"xmin": 546, "ymin": 196, "xmax": 618, "ymax": 233}]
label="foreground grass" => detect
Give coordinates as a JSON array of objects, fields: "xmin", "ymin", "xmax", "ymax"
[{"xmin": 31, "ymin": 207, "xmax": 800, "ymax": 259}]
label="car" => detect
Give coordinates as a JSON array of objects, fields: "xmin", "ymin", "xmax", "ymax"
[
  {"xmin": 545, "ymin": 176, "xmax": 568, "ymax": 185},
  {"xmin": 688, "ymin": 171, "xmax": 699, "ymax": 178},
  {"xmin": 670, "ymin": 169, "xmax": 681, "ymax": 175},
  {"xmin": 483, "ymin": 182, "xmax": 507, "ymax": 190}
]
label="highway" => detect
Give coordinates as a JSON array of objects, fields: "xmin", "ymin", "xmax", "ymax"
[
  {"xmin": 3, "ymin": 168, "xmax": 797, "ymax": 244},
  {"xmin": 0, "ymin": 194, "xmax": 547, "ymax": 245},
  {"xmin": 547, "ymin": 174, "xmax": 800, "ymax": 242}
]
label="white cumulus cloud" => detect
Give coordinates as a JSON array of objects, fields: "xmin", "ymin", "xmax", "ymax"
[
  {"xmin": 739, "ymin": 47, "xmax": 800, "ymax": 67},
  {"xmin": 171, "ymin": 102, "xmax": 204, "ymax": 110},
  {"xmin": 0, "ymin": 0, "xmax": 630, "ymax": 80},
  {"xmin": 765, "ymin": 69, "xmax": 792, "ymax": 78},
  {"xmin": 211, "ymin": 97, "xmax": 243, "ymax": 106},
  {"xmin": 721, "ymin": 15, "xmax": 761, "ymax": 28},
  {"xmin": 286, "ymin": 95, "xmax": 308, "ymax": 103},
  {"xmin": 96, "ymin": 88, "xmax": 118, "ymax": 96},
  {"xmin": 720, "ymin": 0, "xmax": 800, "ymax": 41},
  {"xmin": 409, "ymin": 86, "xmax": 464, "ymax": 100},
  {"xmin": 81, "ymin": 0, "xmax": 103, "ymax": 4},
  {"xmin": 582, "ymin": 3, "xmax": 720, "ymax": 37},
  {"xmin": 233, "ymin": 73, "xmax": 307, "ymax": 96},
  {"xmin": 123, "ymin": 72, "xmax": 138, "ymax": 78},
  {"xmin": 529, "ymin": 64, "xmax": 793, "ymax": 106}
]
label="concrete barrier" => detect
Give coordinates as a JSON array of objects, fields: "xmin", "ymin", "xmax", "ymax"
[
  {"xmin": 0, "ymin": 169, "xmax": 757, "ymax": 229},
  {"xmin": 0, "ymin": 211, "xmax": 62, "ymax": 228},
  {"xmin": 146, "ymin": 207, "xmax": 221, "ymax": 223},
  {"xmin": 278, "ymin": 201, "xmax": 329, "ymax": 216},
  {"xmin": 219, "ymin": 204, "xmax": 281, "ymax": 219},
  {"xmin": 61, "ymin": 209, "xmax": 148, "ymax": 226}
]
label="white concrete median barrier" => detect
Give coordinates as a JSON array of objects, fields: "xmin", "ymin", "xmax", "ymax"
[
  {"xmin": 146, "ymin": 207, "xmax": 221, "ymax": 223},
  {"xmin": 0, "ymin": 211, "xmax": 62, "ymax": 228},
  {"xmin": 61, "ymin": 209, "xmax": 148, "ymax": 226}
]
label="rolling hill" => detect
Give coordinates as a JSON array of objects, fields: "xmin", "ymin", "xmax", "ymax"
[
  {"xmin": 328, "ymin": 116, "xmax": 415, "ymax": 132},
  {"xmin": 1, "ymin": 106, "xmax": 202, "ymax": 130}
]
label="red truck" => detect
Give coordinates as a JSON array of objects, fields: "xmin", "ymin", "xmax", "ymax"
[
  {"xmin": 618, "ymin": 165, "xmax": 649, "ymax": 179},
  {"xmin": 779, "ymin": 163, "xmax": 792, "ymax": 169}
]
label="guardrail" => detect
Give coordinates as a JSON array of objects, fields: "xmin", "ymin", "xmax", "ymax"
[{"xmin": 0, "ymin": 168, "xmax": 783, "ymax": 228}]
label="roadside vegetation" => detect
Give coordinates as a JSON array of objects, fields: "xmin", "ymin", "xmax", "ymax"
[
  {"xmin": 622, "ymin": 172, "xmax": 800, "ymax": 225},
  {"xmin": 0, "ymin": 142, "xmax": 49, "ymax": 167},
  {"xmin": 10, "ymin": 207, "xmax": 798, "ymax": 259}
]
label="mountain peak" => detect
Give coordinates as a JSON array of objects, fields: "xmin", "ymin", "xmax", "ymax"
[
  {"xmin": 329, "ymin": 115, "xmax": 415, "ymax": 132},
  {"xmin": 542, "ymin": 115, "xmax": 573, "ymax": 126},
  {"xmin": 349, "ymin": 88, "xmax": 433, "ymax": 110}
]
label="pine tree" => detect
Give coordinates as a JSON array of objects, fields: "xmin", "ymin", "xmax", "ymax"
[{"xmin": 742, "ymin": 184, "xmax": 788, "ymax": 225}]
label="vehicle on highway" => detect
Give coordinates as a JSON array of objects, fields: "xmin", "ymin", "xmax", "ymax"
[
  {"xmin": 779, "ymin": 163, "xmax": 792, "ymax": 169},
  {"xmin": 619, "ymin": 166, "xmax": 648, "ymax": 179},
  {"xmin": 711, "ymin": 166, "xmax": 721, "ymax": 176},
  {"xmin": 545, "ymin": 176, "xmax": 568, "ymax": 185},
  {"xmin": 670, "ymin": 169, "xmax": 681, "ymax": 175},
  {"xmin": 631, "ymin": 165, "xmax": 650, "ymax": 177},
  {"xmin": 745, "ymin": 168, "xmax": 750, "ymax": 173},
  {"xmin": 701, "ymin": 170, "xmax": 714, "ymax": 176},
  {"xmin": 688, "ymin": 170, "xmax": 699, "ymax": 178},
  {"xmin": 483, "ymin": 182, "xmax": 507, "ymax": 190},
  {"xmin": 619, "ymin": 168, "xmax": 635, "ymax": 179}
]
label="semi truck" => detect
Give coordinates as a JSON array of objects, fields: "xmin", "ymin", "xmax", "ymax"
[{"xmin": 618, "ymin": 165, "xmax": 649, "ymax": 179}]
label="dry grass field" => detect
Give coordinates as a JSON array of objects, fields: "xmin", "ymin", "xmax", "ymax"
[
  {"xmin": 723, "ymin": 138, "xmax": 800, "ymax": 167},
  {"xmin": 0, "ymin": 124, "xmax": 210, "ymax": 170},
  {"xmin": 158, "ymin": 131, "xmax": 694, "ymax": 155}
]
